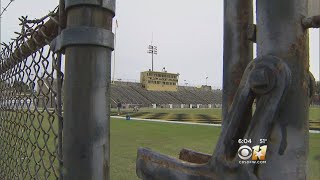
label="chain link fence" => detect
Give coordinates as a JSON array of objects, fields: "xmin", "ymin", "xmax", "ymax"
[{"xmin": 0, "ymin": 7, "xmax": 63, "ymax": 179}]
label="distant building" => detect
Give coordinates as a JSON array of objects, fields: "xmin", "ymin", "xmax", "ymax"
[{"xmin": 140, "ymin": 70, "xmax": 179, "ymax": 91}]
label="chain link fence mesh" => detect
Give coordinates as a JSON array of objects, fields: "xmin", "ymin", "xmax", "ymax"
[{"xmin": 0, "ymin": 7, "xmax": 63, "ymax": 179}]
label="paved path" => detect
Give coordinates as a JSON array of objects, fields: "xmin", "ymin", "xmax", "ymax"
[{"xmin": 111, "ymin": 116, "xmax": 320, "ymax": 134}]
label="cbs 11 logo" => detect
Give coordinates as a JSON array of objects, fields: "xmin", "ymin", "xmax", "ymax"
[{"xmin": 238, "ymin": 145, "xmax": 267, "ymax": 161}]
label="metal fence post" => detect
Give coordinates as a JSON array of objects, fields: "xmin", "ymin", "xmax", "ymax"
[
  {"xmin": 222, "ymin": 0, "xmax": 253, "ymax": 124},
  {"xmin": 62, "ymin": 0, "xmax": 115, "ymax": 179},
  {"xmin": 256, "ymin": 0, "xmax": 310, "ymax": 179},
  {"xmin": 220, "ymin": 0, "xmax": 253, "ymax": 157}
]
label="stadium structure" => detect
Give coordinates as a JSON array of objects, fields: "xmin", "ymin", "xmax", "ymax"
[
  {"xmin": 111, "ymin": 69, "xmax": 222, "ymax": 108},
  {"xmin": 111, "ymin": 81, "xmax": 222, "ymax": 108},
  {"xmin": 35, "ymin": 71, "xmax": 319, "ymax": 109},
  {"xmin": 34, "ymin": 70, "xmax": 223, "ymax": 109},
  {"xmin": 33, "ymin": 72, "xmax": 320, "ymax": 109}
]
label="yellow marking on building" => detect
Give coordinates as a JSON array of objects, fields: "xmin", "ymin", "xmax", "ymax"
[{"xmin": 140, "ymin": 70, "xmax": 179, "ymax": 91}]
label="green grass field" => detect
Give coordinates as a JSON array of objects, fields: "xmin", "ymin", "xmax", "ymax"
[
  {"xmin": 1, "ymin": 108, "xmax": 319, "ymax": 179},
  {"xmin": 0, "ymin": 111, "xmax": 60, "ymax": 179},
  {"xmin": 310, "ymin": 107, "xmax": 320, "ymax": 121},
  {"xmin": 110, "ymin": 118, "xmax": 320, "ymax": 180},
  {"xmin": 112, "ymin": 107, "xmax": 320, "ymax": 129},
  {"xmin": 112, "ymin": 107, "xmax": 320, "ymax": 121}
]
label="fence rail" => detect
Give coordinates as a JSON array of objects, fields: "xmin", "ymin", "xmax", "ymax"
[{"xmin": 0, "ymin": 8, "xmax": 63, "ymax": 179}]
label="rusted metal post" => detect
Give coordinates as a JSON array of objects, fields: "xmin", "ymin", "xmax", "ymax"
[
  {"xmin": 220, "ymin": 0, "xmax": 253, "ymax": 160},
  {"xmin": 62, "ymin": 0, "xmax": 115, "ymax": 179},
  {"xmin": 256, "ymin": 0, "xmax": 310, "ymax": 179},
  {"xmin": 302, "ymin": 15, "xmax": 320, "ymax": 28},
  {"xmin": 57, "ymin": 1, "xmax": 66, "ymax": 180},
  {"xmin": 222, "ymin": 0, "xmax": 253, "ymax": 125}
]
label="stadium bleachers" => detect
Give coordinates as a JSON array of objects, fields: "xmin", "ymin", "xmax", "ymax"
[
  {"xmin": 111, "ymin": 83, "xmax": 151, "ymax": 106},
  {"xmin": 110, "ymin": 81, "xmax": 222, "ymax": 107},
  {"xmin": 167, "ymin": 87, "xmax": 203, "ymax": 104},
  {"xmin": 128, "ymin": 85, "xmax": 181, "ymax": 104}
]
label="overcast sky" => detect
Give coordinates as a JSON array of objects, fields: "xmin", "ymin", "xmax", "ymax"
[{"xmin": 1, "ymin": 0, "xmax": 319, "ymax": 88}]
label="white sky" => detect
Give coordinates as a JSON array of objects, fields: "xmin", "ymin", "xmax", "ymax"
[{"xmin": 1, "ymin": 0, "xmax": 319, "ymax": 88}]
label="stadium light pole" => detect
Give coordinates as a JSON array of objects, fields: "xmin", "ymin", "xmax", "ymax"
[
  {"xmin": 206, "ymin": 76, "xmax": 208, "ymax": 86},
  {"xmin": 112, "ymin": 20, "xmax": 118, "ymax": 84},
  {"xmin": 147, "ymin": 44, "xmax": 157, "ymax": 71}
]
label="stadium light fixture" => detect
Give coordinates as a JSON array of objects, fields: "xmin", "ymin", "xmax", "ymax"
[
  {"xmin": 112, "ymin": 19, "xmax": 118, "ymax": 84},
  {"xmin": 184, "ymin": 80, "xmax": 188, "ymax": 86},
  {"xmin": 147, "ymin": 44, "xmax": 157, "ymax": 71}
]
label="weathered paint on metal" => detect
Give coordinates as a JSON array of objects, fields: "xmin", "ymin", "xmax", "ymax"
[
  {"xmin": 247, "ymin": 24, "xmax": 256, "ymax": 43},
  {"xmin": 302, "ymin": 15, "xmax": 320, "ymax": 28},
  {"xmin": 136, "ymin": 56, "xmax": 292, "ymax": 180},
  {"xmin": 62, "ymin": 1, "xmax": 114, "ymax": 179},
  {"xmin": 255, "ymin": 0, "xmax": 310, "ymax": 179},
  {"xmin": 179, "ymin": 148, "xmax": 211, "ymax": 164},
  {"xmin": 220, "ymin": 0, "xmax": 254, "ymax": 162},
  {"xmin": 57, "ymin": 1, "xmax": 66, "ymax": 180},
  {"xmin": 222, "ymin": 0, "xmax": 253, "ymax": 124}
]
